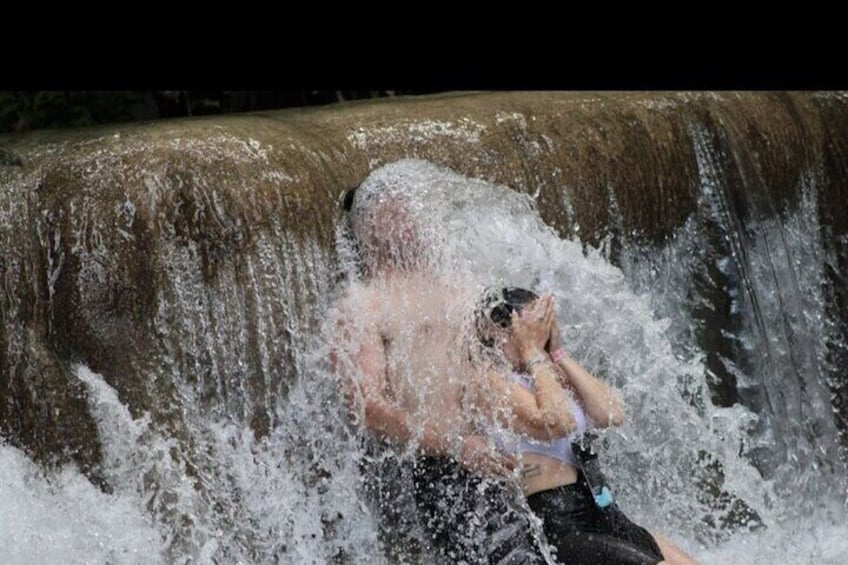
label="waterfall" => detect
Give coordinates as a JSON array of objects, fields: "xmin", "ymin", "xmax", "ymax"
[{"xmin": 1, "ymin": 92, "xmax": 846, "ymax": 564}]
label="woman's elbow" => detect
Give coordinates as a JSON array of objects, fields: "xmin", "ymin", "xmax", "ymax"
[
  {"xmin": 550, "ymin": 421, "xmax": 575, "ymax": 438},
  {"xmin": 531, "ymin": 412, "xmax": 576, "ymax": 439},
  {"xmin": 609, "ymin": 408, "xmax": 625, "ymax": 427},
  {"xmin": 610, "ymin": 395, "xmax": 626, "ymax": 426},
  {"xmin": 596, "ymin": 404, "xmax": 625, "ymax": 428}
]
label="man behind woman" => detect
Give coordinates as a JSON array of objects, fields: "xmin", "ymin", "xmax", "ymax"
[
  {"xmin": 330, "ymin": 172, "xmax": 549, "ymax": 563},
  {"xmin": 331, "ymin": 161, "xmax": 699, "ymax": 564}
]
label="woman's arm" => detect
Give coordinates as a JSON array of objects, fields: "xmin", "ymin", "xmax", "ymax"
[
  {"xmin": 474, "ymin": 361, "xmax": 577, "ymax": 440},
  {"xmin": 470, "ymin": 295, "xmax": 577, "ymax": 440},
  {"xmin": 553, "ymin": 351, "xmax": 625, "ymax": 427},
  {"xmin": 547, "ymin": 320, "xmax": 625, "ymax": 427}
]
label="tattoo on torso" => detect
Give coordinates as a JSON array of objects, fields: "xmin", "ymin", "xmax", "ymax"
[{"xmin": 521, "ymin": 463, "xmax": 542, "ymax": 481}]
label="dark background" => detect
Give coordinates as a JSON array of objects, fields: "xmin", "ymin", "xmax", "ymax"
[{"xmin": 0, "ymin": 91, "xmax": 434, "ymax": 133}]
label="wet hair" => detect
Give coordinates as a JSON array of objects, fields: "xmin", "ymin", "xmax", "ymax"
[
  {"xmin": 337, "ymin": 185, "xmax": 363, "ymax": 282},
  {"xmin": 341, "ymin": 186, "xmax": 358, "ymax": 212},
  {"xmin": 342, "ymin": 181, "xmax": 425, "ymax": 275},
  {"xmin": 475, "ymin": 287, "xmax": 540, "ymax": 347}
]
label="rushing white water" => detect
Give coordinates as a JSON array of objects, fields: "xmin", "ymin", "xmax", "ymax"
[
  {"xmin": 0, "ymin": 441, "xmax": 162, "ymax": 564},
  {"xmin": 2, "ymin": 152, "xmax": 846, "ymax": 563}
]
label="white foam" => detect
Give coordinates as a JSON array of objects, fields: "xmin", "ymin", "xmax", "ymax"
[{"xmin": 0, "ymin": 442, "xmax": 164, "ymax": 565}]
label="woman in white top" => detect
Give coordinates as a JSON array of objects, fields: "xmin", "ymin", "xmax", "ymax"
[{"xmin": 467, "ymin": 287, "xmax": 699, "ymax": 565}]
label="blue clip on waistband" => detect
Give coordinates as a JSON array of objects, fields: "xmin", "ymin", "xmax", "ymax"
[{"xmin": 593, "ymin": 486, "xmax": 614, "ymax": 508}]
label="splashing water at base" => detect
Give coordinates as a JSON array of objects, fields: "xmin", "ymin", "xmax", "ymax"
[{"xmin": 0, "ymin": 441, "xmax": 163, "ymax": 565}]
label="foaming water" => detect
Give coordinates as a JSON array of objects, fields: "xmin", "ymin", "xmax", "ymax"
[
  {"xmin": 73, "ymin": 357, "xmax": 382, "ymax": 564},
  {"xmin": 0, "ymin": 441, "xmax": 163, "ymax": 565},
  {"xmin": 697, "ymin": 510, "xmax": 848, "ymax": 565}
]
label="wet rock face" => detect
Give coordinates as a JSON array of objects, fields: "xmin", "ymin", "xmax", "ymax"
[{"xmin": 2, "ymin": 91, "xmax": 847, "ymax": 481}]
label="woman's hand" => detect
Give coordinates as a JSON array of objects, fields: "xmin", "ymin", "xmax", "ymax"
[
  {"xmin": 511, "ymin": 295, "xmax": 555, "ymax": 364},
  {"xmin": 546, "ymin": 316, "xmax": 563, "ymax": 354}
]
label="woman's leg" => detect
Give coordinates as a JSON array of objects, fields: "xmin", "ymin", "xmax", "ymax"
[{"xmin": 651, "ymin": 532, "xmax": 700, "ymax": 565}]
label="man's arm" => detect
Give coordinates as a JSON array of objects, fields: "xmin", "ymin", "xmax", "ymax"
[
  {"xmin": 331, "ymin": 313, "xmax": 513, "ymax": 475},
  {"xmin": 331, "ymin": 314, "xmax": 415, "ymax": 445}
]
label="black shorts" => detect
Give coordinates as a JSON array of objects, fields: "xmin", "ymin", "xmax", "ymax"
[
  {"xmin": 527, "ymin": 477, "xmax": 664, "ymax": 565},
  {"xmin": 412, "ymin": 455, "xmax": 548, "ymax": 564}
]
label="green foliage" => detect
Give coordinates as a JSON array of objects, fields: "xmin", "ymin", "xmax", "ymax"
[
  {"xmin": 0, "ymin": 91, "xmax": 423, "ymax": 133},
  {"xmin": 0, "ymin": 91, "xmax": 161, "ymax": 132}
]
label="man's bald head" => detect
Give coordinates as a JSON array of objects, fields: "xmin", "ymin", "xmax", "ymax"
[{"xmin": 345, "ymin": 182, "xmax": 426, "ymax": 276}]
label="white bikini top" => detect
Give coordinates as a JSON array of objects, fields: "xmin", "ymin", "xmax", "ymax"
[{"xmin": 494, "ymin": 371, "xmax": 589, "ymax": 467}]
